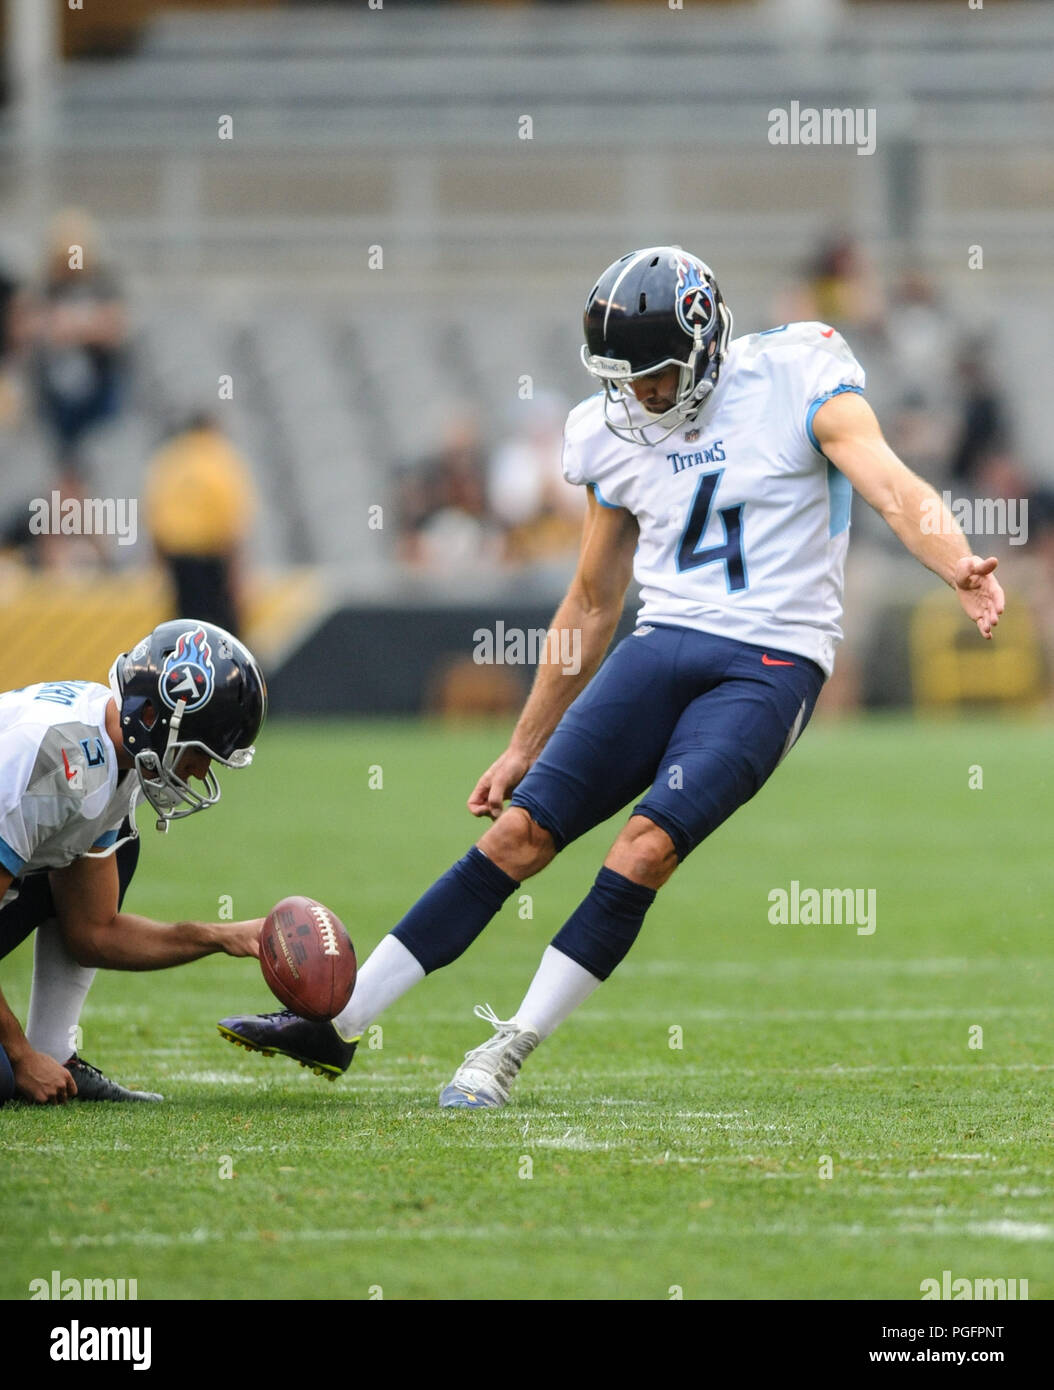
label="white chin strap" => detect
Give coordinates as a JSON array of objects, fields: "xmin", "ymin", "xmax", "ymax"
[
  {"xmin": 133, "ymin": 698, "xmax": 221, "ymax": 833},
  {"xmin": 137, "ymin": 697, "xmax": 187, "ymax": 833},
  {"xmin": 110, "ymin": 677, "xmax": 254, "ymax": 836},
  {"xmin": 601, "ymin": 369, "xmax": 714, "ymax": 449},
  {"xmin": 81, "ymin": 778, "xmax": 143, "ymax": 859}
]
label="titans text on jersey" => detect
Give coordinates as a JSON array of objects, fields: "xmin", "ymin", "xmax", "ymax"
[
  {"xmin": 562, "ymin": 321, "xmax": 865, "ymax": 677},
  {"xmin": 209, "ymin": 246, "xmax": 1004, "ymax": 1113}
]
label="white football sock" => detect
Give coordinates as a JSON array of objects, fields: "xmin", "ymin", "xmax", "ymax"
[
  {"xmin": 26, "ymin": 920, "xmax": 97, "ymax": 1062},
  {"xmin": 332, "ymin": 933, "xmax": 426, "ymax": 1040},
  {"xmin": 514, "ymin": 945, "xmax": 602, "ymax": 1040}
]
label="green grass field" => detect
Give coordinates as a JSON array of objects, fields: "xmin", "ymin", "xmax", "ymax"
[{"xmin": 1, "ymin": 715, "xmax": 1051, "ymax": 1301}]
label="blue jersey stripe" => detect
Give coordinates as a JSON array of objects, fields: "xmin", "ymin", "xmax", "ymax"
[
  {"xmin": 0, "ymin": 835, "xmax": 26, "ymax": 876},
  {"xmin": 590, "ymin": 481, "xmax": 622, "ymax": 510},
  {"xmin": 826, "ymin": 461, "xmax": 853, "ymax": 538},
  {"xmin": 805, "ymin": 382, "xmax": 864, "ymax": 453},
  {"xmin": 805, "ymin": 383, "xmax": 863, "ymax": 538}
]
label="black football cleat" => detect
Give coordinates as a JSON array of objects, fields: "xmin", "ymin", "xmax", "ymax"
[
  {"xmin": 217, "ymin": 1010, "xmax": 358, "ymax": 1080},
  {"xmin": 65, "ymin": 1055, "xmax": 163, "ymax": 1102}
]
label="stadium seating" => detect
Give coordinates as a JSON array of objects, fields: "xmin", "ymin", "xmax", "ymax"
[{"xmin": 1, "ymin": 4, "xmax": 1050, "ymax": 607}]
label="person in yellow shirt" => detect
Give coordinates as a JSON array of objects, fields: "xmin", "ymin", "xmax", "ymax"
[{"xmin": 145, "ymin": 413, "xmax": 257, "ymax": 637}]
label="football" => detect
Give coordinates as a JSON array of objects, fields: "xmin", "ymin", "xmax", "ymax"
[{"xmin": 259, "ymin": 896, "xmax": 356, "ymax": 1022}]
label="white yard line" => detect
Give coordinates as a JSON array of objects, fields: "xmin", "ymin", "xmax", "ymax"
[
  {"xmin": 31, "ymin": 1218, "xmax": 1053, "ymax": 1250},
  {"xmin": 633, "ymin": 958, "xmax": 1044, "ymax": 979},
  {"xmin": 546, "ymin": 1063, "xmax": 1053, "ymax": 1077},
  {"xmin": 577, "ymin": 1006, "xmax": 1048, "ymax": 1022}
]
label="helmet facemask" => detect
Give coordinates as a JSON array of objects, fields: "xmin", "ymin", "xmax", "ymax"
[
  {"xmin": 107, "ymin": 621, "xmax": 264, "ymax": 833},
  {"xmin": 131, "ymin": 696, "xmax": 256, "ymax": 832},
  {"xmin": 580, "ymin": 247, "xmax": 733, "ymax": 448}
]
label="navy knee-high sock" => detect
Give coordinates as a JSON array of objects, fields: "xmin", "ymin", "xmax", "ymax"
[
  {"xmin": 391, "ymin": 847, "xmax": 520, "ymax": 974},
  {"xmin": 550, "ymin": 867, "xmax": 657, "ymax": 981}
]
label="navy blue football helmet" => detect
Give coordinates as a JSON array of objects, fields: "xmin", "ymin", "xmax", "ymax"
[
  {"xmin": 581, "ymin": 246, "xmax": 733, "ymax": 447},
  {"xmin": 108, "ymin": 620, "xmax": 266, "ymax": 831}
]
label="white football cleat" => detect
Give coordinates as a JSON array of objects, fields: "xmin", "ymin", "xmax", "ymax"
[{"xmin": 439, "ymin": 1003, "xmax": 540, "ymax": 1109}]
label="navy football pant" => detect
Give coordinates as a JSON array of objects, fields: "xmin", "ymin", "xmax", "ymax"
[
  {"xmin": 510, "ymin": 625, "xmax": 826, "ymax": 862},
  {"xmin": 0, "ymin": 823, "xmax": 141, "ymax": 963}
]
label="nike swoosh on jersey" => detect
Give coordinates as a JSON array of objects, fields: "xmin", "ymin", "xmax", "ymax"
[
  {"xmin": 761, "ymin": 654, "xmax": 796, "ymax": 666},
  {"xmin": 61, "ymin": 748, "xmax": 84, "ymax": 789}
]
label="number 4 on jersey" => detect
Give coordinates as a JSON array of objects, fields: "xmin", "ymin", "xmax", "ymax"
[{"xmin": 676, "ymin": 469, "xmax": 748, "ymax": 591}]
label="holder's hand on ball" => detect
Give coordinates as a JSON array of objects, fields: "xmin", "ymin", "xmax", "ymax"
[{"xmin": 220, "ymin": 919, "xmax": 264, "ymax": 958}]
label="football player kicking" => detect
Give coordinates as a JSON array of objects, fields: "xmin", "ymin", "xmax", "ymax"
[
  {"xmin": 0, "ymin": 620, "xmax": 266, "ymax": 1106},
  {"xmin": 219, "ymin": 246, "xmax": 1004, "ymax": 1107}
]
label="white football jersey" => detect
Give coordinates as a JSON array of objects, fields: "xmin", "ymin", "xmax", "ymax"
[
  {"xmin": 562, "ymin": 322, "xmax": 866, "ymax": 676},
  {"xmin": 0, "ymin": 680, "xmax": 133, "ymax": 901}
]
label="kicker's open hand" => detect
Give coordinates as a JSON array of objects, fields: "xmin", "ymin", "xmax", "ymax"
[{"xmin": 953, "ymin": 555, "xmax": 1005, "ymax": 640}]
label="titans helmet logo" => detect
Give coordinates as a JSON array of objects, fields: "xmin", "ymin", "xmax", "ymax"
[
  {"xmin": 675, "ymin": 257, "xmax": 717, "ymax": 337},
  {"xmin": 159, "ymin": 628, "xmax": 216, "ymax": 712}
]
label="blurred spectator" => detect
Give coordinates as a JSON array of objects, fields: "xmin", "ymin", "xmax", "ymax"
[
  {"xmin": 397, "ymin": 411, "xmax": 503, "ymax": 573},
  {"xmin": 0, "ymin": 256, "xmax": 33, "ymax": 571},
  {"xmin": 883, "ymin": 394, "xmax": 953, "ymax": 489},
  {"xmin": 871, "ymin": 269, "xmax": 961, "ymax": 495},
  {"xmin": 144, "ymin": 413, "xmax": 257, "ymax": 637},
  {"xmin": 773, "ymin": 233, "xmax": 886, "ymax": 338},
  {"xmin": 487, "ymin": 392, "xmax": 584, "ymax": 566},
  {"xmin": 886, "ymin": 269, "xmax": 958, "ymax": 414},
  {"xmin": 0, "ymin": 257, "xmax": 22, "ymax": 432},
  {"xmin": 19, "ymin": 210, "xmax": 129, "ymax": 481},
  {"xmin": 1, "ymin": 242, "xmax": 112, "ymax": 568},
  {"xmin": 960, "ymin": 449, "xmax": 1033, "ymax": 564},
  {"xmin": 1027, "ymin": 488, "xmax": 1054, "ymax": 701},
  {"xmin": 948, "ymin": 343, "xmax": 1008, "ymax": 491}
]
